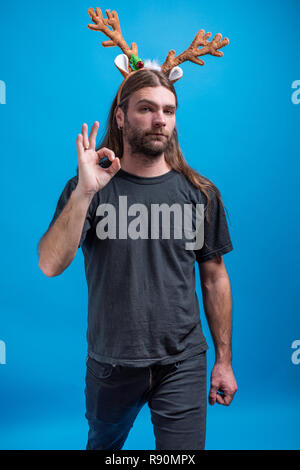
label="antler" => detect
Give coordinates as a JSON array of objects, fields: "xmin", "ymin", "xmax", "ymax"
[
  {"xmin": 161, "ymin": 29, "xmax": 229, "ymax": 75},
  {"xmin": 87, "ymin": 8, "xmax": 138, "ymax": 59}
]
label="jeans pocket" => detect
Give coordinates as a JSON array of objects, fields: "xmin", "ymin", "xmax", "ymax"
[{"xmin": 86, "ymin": 357, "xmax": 114, "ymax": 380}]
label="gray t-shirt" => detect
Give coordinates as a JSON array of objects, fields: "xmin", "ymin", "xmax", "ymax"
[{"xmin": 48, "ymin": 168, "xmax": 233, "ymax": 367}]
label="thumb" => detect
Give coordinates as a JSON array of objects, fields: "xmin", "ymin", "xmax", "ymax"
[{"xmin": 105, "ymin": 157, "xmax": 121, "ymax": 178}]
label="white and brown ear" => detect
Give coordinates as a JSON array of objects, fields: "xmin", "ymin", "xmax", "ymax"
[
  {"xmin": 114, "ymin": 54, "xmax": 130, "ymax": 78},
  {"xmin": 167, "ymin": 66, "xmax": 183, "ymax": 84}
]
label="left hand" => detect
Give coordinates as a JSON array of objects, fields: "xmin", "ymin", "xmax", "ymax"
[{"xmin": 209, "ymin": 362, "xmax": 238, "ymax": 406}]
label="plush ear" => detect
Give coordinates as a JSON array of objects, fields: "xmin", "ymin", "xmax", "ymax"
[
  {"xmin": 168, "ymin": 66, "xmax": 183, "ymax": 83},
  {"xmin": 114, "ymin": 54, "xmax": 130, "ymax": 78}
]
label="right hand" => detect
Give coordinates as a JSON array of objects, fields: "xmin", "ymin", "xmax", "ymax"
[{"xmin": 76, "ymin": 121, "xmax": 121, "ymax": 196}]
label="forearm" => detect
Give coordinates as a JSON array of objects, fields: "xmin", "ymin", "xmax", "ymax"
[
  {"xmin": 201, "ymin": 275, "xmax": 233, "ymax": 364},
  {"xmin": 38, "ymin": 187, "xmax": 94, "ymax": 277}
]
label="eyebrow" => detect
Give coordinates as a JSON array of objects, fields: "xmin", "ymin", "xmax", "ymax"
[{"xmin": 135, "ymin": 99, "xmax": 176, "ymax": 110}]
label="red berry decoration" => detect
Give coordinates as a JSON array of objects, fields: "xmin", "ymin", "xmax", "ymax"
[{"xmin": 137, "ymin": 61, "xmax": 144, "ymax": 69}]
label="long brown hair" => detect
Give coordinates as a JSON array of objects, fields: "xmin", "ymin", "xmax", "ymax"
[{"xmin": 93, "ymin": 68, "xmax": 229, "ymax": 224}]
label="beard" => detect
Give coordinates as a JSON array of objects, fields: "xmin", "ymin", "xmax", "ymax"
[{"xmin": 123, "ymin": 114, "xmax": 173, "ymax": 158}]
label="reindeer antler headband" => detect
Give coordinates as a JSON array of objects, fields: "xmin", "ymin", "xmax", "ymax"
[{"xmin": 87, "ymin": 8, "xmax": 230, "ymax": 105}]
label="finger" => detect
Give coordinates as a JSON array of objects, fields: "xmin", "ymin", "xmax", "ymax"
[
  {"xmin": 223, "ymin": 394, "xmax": 233, "ymax": 406},
  {"xmin": 209, "ymin": 385, "xmax": 218, "ymax": 405},
  {"xmin": 89, "ymin": 121, "xmax": 99, "ymax": 149},
  {"xmin": 216, "ymin": 394, "xmax": 226, "ymax": 405},
  {"xmin": 216, "ymin": 390, "xmax": 233, "ymax": 406},
  {"xmin": 82, "ymin": 123, "xmax": 89, "ymax": 150},
  {"xmin": 76, "ymin": 134, "xmax": 84, "ymax": 158},
  {"xmin": 105, "ymin": 157, "xmax": 121, "ymax": 177},
  {"xmin": 97, "ymin": 147, "xmax": 116, "ymax": 162}
]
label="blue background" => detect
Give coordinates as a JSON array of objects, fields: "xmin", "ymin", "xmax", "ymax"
[{"xmin": 0, "ymin": 0, "xmax": 299, "ymax": 450}]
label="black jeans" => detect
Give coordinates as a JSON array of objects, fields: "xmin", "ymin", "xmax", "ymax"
[{"xmin": 84, "ymin": 351, "xmax": 207, "ymax": 450}]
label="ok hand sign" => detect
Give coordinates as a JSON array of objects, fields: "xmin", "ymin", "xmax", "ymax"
[{"xmin": 76, "ymin": 121, "xmax": 121, "ymax": 196}]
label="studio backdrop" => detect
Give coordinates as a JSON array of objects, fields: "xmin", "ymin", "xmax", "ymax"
[{"xmin": 0, "ymin": 0, "xmax": 299, "ymax": 450}]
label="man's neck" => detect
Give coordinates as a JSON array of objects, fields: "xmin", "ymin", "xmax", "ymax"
[{"xmin": 120, "ymin": 154, "xmax": 172, "ymax": 178}]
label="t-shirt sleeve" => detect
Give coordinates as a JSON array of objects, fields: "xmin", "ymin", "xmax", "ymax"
[
  {"xmin": 195, "ymin": 188, "xmax": 234, "ymax": 263},
  {"xmin": 47, "ymin": 176, "xmax": 96, "ymax": 248}
]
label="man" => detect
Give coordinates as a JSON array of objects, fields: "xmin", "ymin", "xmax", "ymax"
[{"xmin": 38, "ymin": 68, "xmax": 237, "ymax": 450}]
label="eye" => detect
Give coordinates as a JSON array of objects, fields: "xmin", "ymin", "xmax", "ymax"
[
  {"xmin": 140, "ymin": 106, "xmax": 151, "ymax": 112},
  {"xmin": 165, "ymin": 109, "xmax": 175, "ymax": 115}
]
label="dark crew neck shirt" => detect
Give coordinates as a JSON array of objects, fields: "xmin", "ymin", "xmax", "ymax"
[{"xmin": 48, "ymin": 168, "xmax": 233, "ymax": 367}]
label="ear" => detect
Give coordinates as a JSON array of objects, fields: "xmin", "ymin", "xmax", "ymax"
[
  {"xmin": 114, "ymin": 54, "xmax": 130, "ymax": 78},
  {"xmin": 168, "ymin": 66, "xmax": 183, "ymax": 84},
  {"xmin": 115, "ymin": 105, "xmax": 125, "ymax": 128}
]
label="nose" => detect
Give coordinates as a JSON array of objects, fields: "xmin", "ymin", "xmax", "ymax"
[{"xmin": 152, "ymin": 110, "xmax": 166, "ymax": 128}]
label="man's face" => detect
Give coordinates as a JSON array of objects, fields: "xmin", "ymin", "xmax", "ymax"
[{"xmin": 122, "ymin": 86, "xmax": 176, "ymax": 158}]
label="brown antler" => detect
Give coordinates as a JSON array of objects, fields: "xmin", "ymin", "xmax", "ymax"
[
  {"xmin": 161, "ymin": 29, "xmax": 229, "ymax": 75},
  {"xmin": 87, "ymin": 8, "xmax": 138, "ymax": 60}
]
